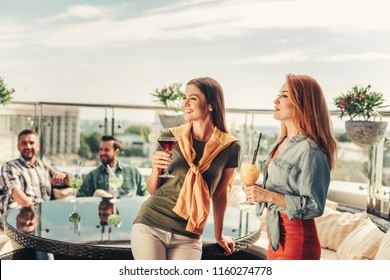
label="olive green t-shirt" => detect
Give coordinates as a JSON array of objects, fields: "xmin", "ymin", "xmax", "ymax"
[{"xmin": 133, "ymin": 130, "xmax": 240, "ymax": 238}]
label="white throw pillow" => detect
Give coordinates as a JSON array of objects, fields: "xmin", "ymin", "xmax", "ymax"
[
  {"xmin": 325, "ymin": 199, "xmax": 338, "ymax": 210},
  {"xmin": 315, "ymin": 208, "xmax": 366, "ymax": 250},
  {"xmin": 337, "ymin": 219, "xmax": 384, "ymax": 260},
  {"xmin": 374, "ymin": 228, "xmax": 390, "ymax": 260}
]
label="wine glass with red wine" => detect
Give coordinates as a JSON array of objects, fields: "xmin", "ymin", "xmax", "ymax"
[{"xmin": 158, "ymin": 136, "xmax": 178, "ymax": 178}]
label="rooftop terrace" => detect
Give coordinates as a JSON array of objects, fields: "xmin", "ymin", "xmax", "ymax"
[{"xmin": 1, "ymin": 100, "xmax": 389, "ymax": 219}]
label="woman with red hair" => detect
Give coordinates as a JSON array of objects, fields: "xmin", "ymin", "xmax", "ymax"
[{"xmin": 244, "ymin": 74, "xmax": 337, "ymax": 260}]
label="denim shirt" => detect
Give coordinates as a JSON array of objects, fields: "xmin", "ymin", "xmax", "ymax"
[
  {"xmin": 261, "ymin": 135, "xmax": 330, "ymax": 251},
  {"xmin": 77, "ymin": 161, "xmax": 147, "ymax": 197}
]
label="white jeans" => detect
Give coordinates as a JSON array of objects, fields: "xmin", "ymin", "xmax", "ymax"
[{"xmin": 131, "ymin": 223, "xmax": 202, "ymax": 260}]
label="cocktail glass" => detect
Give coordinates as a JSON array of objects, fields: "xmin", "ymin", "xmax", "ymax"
[
  {"xmin": 69, "ymin": 173, "xmax": 83, "ymax": 203},
  {"xmin": 108, "ymin": 173, "xmax": 123, "ymax": 202},
  {"xmin": 240, "ymin": 155, "xmax": 261, "ymax": 205},
  {"xmin": 158, "ymin": 136, "xmax": 178, "ymax": 178}
]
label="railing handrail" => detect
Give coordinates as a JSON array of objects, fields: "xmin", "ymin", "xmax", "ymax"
[{"xmin": 7, "ymin": 100, "xmax": 390, "ymax": 117}]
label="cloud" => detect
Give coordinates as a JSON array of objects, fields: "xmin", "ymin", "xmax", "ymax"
[
  {"xmin": 237, "ymin": 50, "xmax": 390, "ymax": 65},
  {"xmin": 37, "ymin": 4, "xmax": 110, "ymax": 24},
  {"xmin": 0, "ymin": 20, "xmax": 29, "ymax": 49},
  {"xmin": 319, "ymin": 52, "xmax": 390, "ymax": 62},
  {"xmin": 237, "ymin": 51, "xmax": 309, "ymax": 64},
  {"xmin": 2, "ymin": 0, "xmax": 390, "ymax": 49},
  {"xmin": 0, "ymin": 60, "xmax": 27, "ymax": 67},
  {"xmin": 67, "ymin": 5, "xmax": 107, "ymax": 19}
]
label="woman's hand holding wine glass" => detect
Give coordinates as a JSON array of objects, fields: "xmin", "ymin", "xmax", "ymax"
[
  {"xmin": 152, "ymin": 151, "xmax": 172, "ymax": 169},
  {"xmin": 156, "ymin": 136, "xmax": 178, "ymax": 178}
]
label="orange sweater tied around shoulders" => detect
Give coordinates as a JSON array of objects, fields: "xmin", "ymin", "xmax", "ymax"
[{"xmin": 169, "ymin": 122, "xmax": 238, "ymax": 235}]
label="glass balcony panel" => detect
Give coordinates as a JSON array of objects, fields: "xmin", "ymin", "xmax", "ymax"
[
  {"xmin": 1, "ymin": 101, "xmax": 389, "ymax": 219},
  {"xmin": 0, "ymin": 103, "xmax": 38, "ymax": 164}
]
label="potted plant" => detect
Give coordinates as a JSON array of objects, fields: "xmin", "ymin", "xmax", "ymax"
[
  {"xmin": 334, "ymin": 84, "xmax": 388, "ymax": 146},
  {"xmin": 151, "ymin": 82, "xmax": 186, "ymax": 128},
  {"xmin": 0, "ymin": 76, "xmax": 14, "ymax": 106}
]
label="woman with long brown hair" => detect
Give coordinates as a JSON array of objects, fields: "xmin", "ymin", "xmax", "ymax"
[
  {"xmin": 131, "ymin": 77, "xmax": 240, "ymax": 260},
  {"xmin": 244, "ymin": 74, "xmax": 337, "ymax": 259}
]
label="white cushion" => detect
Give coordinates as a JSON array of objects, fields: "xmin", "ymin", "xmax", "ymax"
[
  {"xmin": 320, "ymin": 248, "xmax": 338, "ymax": 260},
  {"xmin": 337, "ymin": 219, "xmax": 385, "ymax": 260},
  {"xmin": 315, "ymin": 208, "xmax": 366, "ymax": 250},
  {"xmin": 325, "ymin": 199, "xmax": 338, "ymax": 210},
  {"xmin": 0, "ymin": 238, "xmax": 24, "ymax": 256},
  {"xmin": 0, "ymin": 229, "xmax": 10, "ymax": 252},
  {"xmin": 374, "ymin": 228, "xmax": 390, "ymax": 260}
]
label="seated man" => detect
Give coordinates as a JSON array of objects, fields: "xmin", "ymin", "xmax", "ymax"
[
  {"xmin": 77, "ymin": 135, "xmax": 147, "ymax": 197},
  {"xmin": 0, "ymin": 129, "xmax": 70, "ymax": 259},
  {"xmin": 0, "ymin": 129, "xmax": 71, "ymax": 212}
]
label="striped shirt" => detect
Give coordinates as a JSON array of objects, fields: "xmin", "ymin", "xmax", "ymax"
[{"xmin": 1, "ymin": 157, "xmax": 59, "ymax": 212}]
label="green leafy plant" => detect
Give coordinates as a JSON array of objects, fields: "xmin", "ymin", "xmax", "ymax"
[
  {"xmin": 150, "ymin": 82, "xmax": 184, "ymax": 112},
  {"xmin": 334, "ymin": 85, "xmax": 388, "ymax": 121},
  {"xmin": 0, "ymin": 76, "xmax": 15, "ymax": 105}
]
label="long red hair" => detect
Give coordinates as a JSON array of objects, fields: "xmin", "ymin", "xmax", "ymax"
[{"xmin": 278, "ymin": 74, "xmax": 337, "ymax": 170}]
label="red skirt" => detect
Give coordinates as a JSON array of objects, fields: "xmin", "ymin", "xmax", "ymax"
[{"xmin": 266, "ymin": 211, "xmax": 321, "ymax": 260}]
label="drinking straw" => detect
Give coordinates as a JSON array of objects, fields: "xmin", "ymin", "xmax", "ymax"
[
  {"xmin": 76, "ymin": 160, "xmax": 83, "ymax": 175},
  {"xmin": 252, "ymin": 132, "xmax": 262, "ymax": 165},
  {"xmin": 73, "ymin": 160, "xmax": 83, "ymax": 180},
  {"xmin": 78, "ymin": 160, "xmax": 84, "ymax": 172}
]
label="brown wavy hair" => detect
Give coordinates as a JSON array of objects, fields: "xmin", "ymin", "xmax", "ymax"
[
  {"xmin": 187, "ymin": 77, "xmax": 228, "ymax": 133},
  {"xmin": 278, "ymin": 74, "xmax": 337, "ymax": 170}
]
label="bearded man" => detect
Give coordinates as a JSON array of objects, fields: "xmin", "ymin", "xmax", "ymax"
[
  {"xmin": 77, "ymin": 135, "xmax": 146, "ymax": 197},
  {"xmin": 1, "ymin": 129, "xmax": 71, "ymax": 212}
]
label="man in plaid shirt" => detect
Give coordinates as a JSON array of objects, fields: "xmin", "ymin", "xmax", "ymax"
[{"xmin": 0, "ymin": 129, "xmax": 71, "ymax": 213}]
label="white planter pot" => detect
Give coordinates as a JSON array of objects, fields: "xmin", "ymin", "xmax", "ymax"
[{"xmin": 345, "ymin": 121, "xmax": 388, "ymax": 146}]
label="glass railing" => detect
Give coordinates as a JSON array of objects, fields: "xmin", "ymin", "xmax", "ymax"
[{"xmin": 1, "ymin": 100, "xmax": 389, "ymax": 219}]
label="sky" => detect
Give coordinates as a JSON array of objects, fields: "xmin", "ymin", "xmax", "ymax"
[{"xmin": 1, "ymin": 0, "xmax": 390, "ymax": 122}]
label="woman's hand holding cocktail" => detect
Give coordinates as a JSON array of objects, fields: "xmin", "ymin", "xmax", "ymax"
[
  {"xmin": 244, "ymin": 184, "xmax": 288, "ymax": 209},
  {"xmin": 151, "ymin": 151, "xmax": 172, "ymax": 172},
  {"xmin": 243, "ymin": 184, "xmax": 269, "ymax": 204}
]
